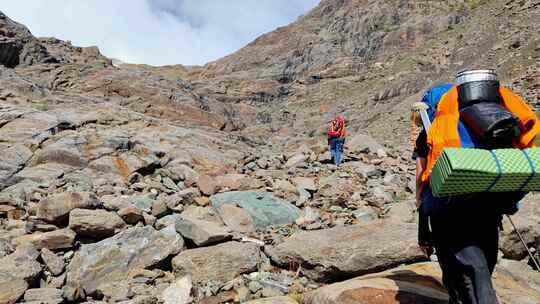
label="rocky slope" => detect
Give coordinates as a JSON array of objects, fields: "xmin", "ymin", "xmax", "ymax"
[{"xmin": 1, "ymin": 0, "xmax": 540, "ymax": 303}]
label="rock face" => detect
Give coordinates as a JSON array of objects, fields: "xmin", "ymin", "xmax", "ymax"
[
  {"xmin": 210, "ymin": 191, "xmax": 300, "ymax": 230},
  {"xmin": 0, "ymin": 11, "xmax": 57, "ymax": 68},
  {"xmin": 266, "ymin": 221, "xmax": 425, "ymax": 282},
  {"xmin": 66, "ymin": 226, "xmax": 184, "ymax": 295},
  {"xmin": 172, "ymin": 241, "xmax": 262, "ymax": 286}
]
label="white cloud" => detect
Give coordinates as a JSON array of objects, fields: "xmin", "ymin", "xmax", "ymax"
[{"xmin": 1, "ymin": 0, "xmax": 319, "ymax": 66}]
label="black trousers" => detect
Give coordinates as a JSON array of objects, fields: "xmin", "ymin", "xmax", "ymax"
[{"xmin": 430, "ymin": 210, "xmax": 501, "ymax": 304}]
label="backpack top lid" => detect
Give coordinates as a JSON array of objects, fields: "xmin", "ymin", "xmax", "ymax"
[{"xmin": 455, "ymin": 69, "xmax": 498, "ymax": 86}]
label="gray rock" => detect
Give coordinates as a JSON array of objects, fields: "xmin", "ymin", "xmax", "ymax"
[
  {"xmin": 129, "ymin": 196, "xmax": 155, "ymax": 213},
  {"xmin": 155, "ymin": 214, "xmax": 182, "ymax": 230},
  {"xmin": 210, "ymin": 191, "xmax": 300, "ymax": 230},
  {"xmin": 266, "ymin": 221, "xmax": 425, "ymax": 282},
  {"xmin": 285, "ymin": 154, "xmax": 309, "ymax": 168},
  {"xmin": 41, "ymin": 248, "xmax": 65, "ymax": 276},
  {"xmin": 24, "ymin": 288, "xmax": 63, "ymax": 304},
  {"xmin": 0, "ymin": 143, "xmax": 33, "ymax": 191},
  {"xmin": 291, "ymin": 177, "xmax": 317, "ymax": 191},
  {"xmin": 0, "ymin": 244, "xmax": 42, "ymax": 304},
  {"xmin": 101, "ymin": 195, "xmax": 132, "ymax": 211},
  {"xmin": 161, "ymin": 275, "xmax": 193, "ymax": 304},
  {"xmin": 500, "ymin": 194, "xmax": 540, "ymax": 260},
  {"xmin": 37, "ymin": 192, "xmax": 99, "ymax": 224},
  {"xmin": 66, "ymin": 226, "xmax": 184, "ymax": 296},
  {"xmin": 172, "ymin": 241, "xmax": 262, "ymax": 286},
  {"xmin": 69, "ymin": 208, "xmax": 125, "ymax": 238},
  {"xmin": 350, "ymin": 162, "xmax": 380, "ymax": 179},
  {"xmin": 345, "ymin": 134, "xmax": 384, "ymax": 154},
  {"xmin": 174, "ymin": 217, "xmax": 231, "ymax": 246},
  {"xmin": 371, "ymin": 186, "xmax": 393, "ymax": 204}
]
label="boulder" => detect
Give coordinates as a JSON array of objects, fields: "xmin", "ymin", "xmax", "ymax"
[
  {"xmin": 41, "ymin": 248, "xmax": 65, "ymax": 276},
  {"xmin": 162, "ymin": 275, "xmax": 193, "ymax": 304},
  {"xmin": 0, "ymin": 280, "xmax": 29, "ymax": 304},
  {"xmin": 285, "ymin": 154, "xmax": 309, "ymax": 168},
  {"xmin": 210, "ymin": 191, "xmax": 300, "ymax": 230},
  {"xmin": 37, "ymin": 192, "xmax": 99, "ymax": 224},
  {"xmin": 174, "ymin": 217, "xmax": 231, "ymax": 246},
  {"xmin": 66, "ymin": 226, "xmax": 184, "ymax": 296},
  {"xmin": 24, "ymin": 288, "xmax": 63, "ymax": 304},
  {"xmin": 500, "ymin": 194, "xmax": 540, "ymax": 260},
  {"xmin": 345, "ymin": 134, "xmax": 384, "ymax": 154},
  {"xmin": 172, "ymin": 241, "xmax": 261, "ymax": 286},
  {"xmin": 69, "ymin": 208, "xmax": 125, "ymax": 238},
  {"xmin": 274, "ymin": 179, "xmax": 297, "ymax": 193},
  {"xmin": 12, "ymin": 229, "xmax": 76, "ymax": 250},
  {"xmin": 0, "ymin": 244, "xmax": 42, "ymax": 304},
  {"xmin": 266, "ymin": 221, "xmax": 425, "ymax": 282},
  {"xmin": 301, "ymin": 263, "xmax": 448, "ymax": 304},
  {"xmin": 118, "ymin": 206, "xmax": 144, "ymax": 224},
  {"xmin": 198, "ymin": 174, "xmax": 218, "ymax": 196}
]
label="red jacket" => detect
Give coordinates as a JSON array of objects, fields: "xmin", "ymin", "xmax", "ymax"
[{"xmin": 328, "ymin": 116, "xmax": 346, "ymax": 139}]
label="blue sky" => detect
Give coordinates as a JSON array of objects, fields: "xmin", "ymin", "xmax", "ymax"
[{"xmin": 2, "ymin": 0, "xmax": 320, "ymax": 66}]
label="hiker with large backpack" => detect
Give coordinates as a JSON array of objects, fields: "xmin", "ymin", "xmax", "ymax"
[
  {"xmin": 328, "ymin": 115, "xmax": 347, "ymax": 166},
  {"xmin": 413, "ymin": 69, "xmax": 540, "ymax": 304}
]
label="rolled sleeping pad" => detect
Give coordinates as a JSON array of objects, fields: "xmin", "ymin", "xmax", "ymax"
[{"xmin": 460, "ymin": 102, "xmax": 521, "ymax": 149}]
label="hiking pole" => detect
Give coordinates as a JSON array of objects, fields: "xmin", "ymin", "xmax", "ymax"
[
  {"xmin": 505, "ymin": 214, "xmax": 540, "ymax": 271},
  {"xmin": 412, "ymin": 102, "xmax": 431, "ymax": 131}
]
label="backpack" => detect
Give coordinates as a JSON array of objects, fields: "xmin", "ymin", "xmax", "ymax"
[{"xmin": 419, "ymin": 84, "xmax": 523, "ymax": 216}]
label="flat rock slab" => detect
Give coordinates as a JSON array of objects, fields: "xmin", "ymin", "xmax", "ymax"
[
  {"xmin": 172, "ymin": 241, "xmax": 262, "ymax": 286},
  {"xmin": 12, "ymin": 228, "xmax": 76, "ymax": 250},
  {"xmin": 210, "ymin": 191, "xmax": 300, "ymax": 230},
  {"xmin": 302, "ymin": 263, "xmax": 448, "ymax": 304},
  {"xmin": 66, "ymin": 226, "xmax": 184, "ymax": 295},
  {"xmin": 266, "ymin": 221, "xmax": 425, "ymax": 282},
  {"xmin": 69, "ymin": 208, "xmax": 125, "ymax": 238}
]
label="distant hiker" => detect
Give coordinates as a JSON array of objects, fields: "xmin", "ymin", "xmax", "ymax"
[
  {"xmin": 328, "ymin": 115, "xmax": 346, "ymax": 166},
  {"xmin": 414, "ymin": 69, "xmax": 539, "ymax": 304}
]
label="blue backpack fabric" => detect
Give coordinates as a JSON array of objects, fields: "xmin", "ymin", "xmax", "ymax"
[
  {"xmin": 421, "ymin": 83, "xmax": 477, "ymax": 148},
  {"xmin": 419, "ymin": 84, "xmax": 522, "ymax": 216}
]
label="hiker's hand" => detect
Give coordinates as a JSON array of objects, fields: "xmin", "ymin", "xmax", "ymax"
[{"xmin": 420, "ymin": 245, "xmax": 434, "ymax": 257}]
